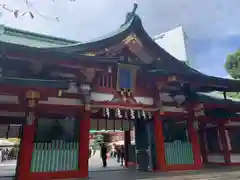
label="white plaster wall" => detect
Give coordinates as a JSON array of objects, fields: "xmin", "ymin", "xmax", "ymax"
[
  {"xmin": 230, "ymin": 154, "xmax": 240, "ymax": 163},
  {"xmin": 207, "ymin": 154, "xmax": 225, "ymax": 163},
  {"xmin": 39, "ymin": 97, "xmax": 82, "ymax": 106},
  {"xmin": 159, "ymin": 93, "xmax": 174, "ymax": 102},
  {"xmin": 134, "ymin": 97, "xmax": 154, "ymax": 105},
  {"xmin": 0, "ymin": 95, "xmax": 19, "ymax": 104},
  {"xmin": 90, "ymin": 92, "xmax": 114, "ymax": 102},
  {"xmin": 161, "ymin": 106, "xmax": 186, "ymax": 113},
  {"xmin": 0, "ymin": 111, "xmax": 25, "ymax": 117},
  {"xmin": 154, "ymin": 26, "xmax": 188, "ymax": 63}
]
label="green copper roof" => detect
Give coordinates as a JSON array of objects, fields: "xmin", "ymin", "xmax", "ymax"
[
  {"xmin": 196, "ymin": 92, "xmax": 240, "ymax": 105},
  {"xmin": 0, "ymin": 25, "xmax": 78, "ymax": 48}
]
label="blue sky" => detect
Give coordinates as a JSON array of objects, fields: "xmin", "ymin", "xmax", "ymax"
[
  {"xmin": 0, "ymin": 0, "xmax": 240, "ymax": 78},
  {"xmin": 189, "ymin": 36, "xmax": 240, "ymax": 77}
]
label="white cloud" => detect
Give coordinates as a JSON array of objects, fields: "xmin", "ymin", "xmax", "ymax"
[{"xmin": 1, "ymin": 0, "xmax": 240, "ymax": 41}]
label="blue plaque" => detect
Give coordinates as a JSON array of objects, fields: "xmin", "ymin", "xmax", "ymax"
[{"xmin": 119, "ymin": 68, "xmax": 132, "ymax": 89}]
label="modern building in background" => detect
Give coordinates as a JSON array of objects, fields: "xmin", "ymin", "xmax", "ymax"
[{"xmin": 153, "ymin": 26, "xmax": 189, "ymax": 64}]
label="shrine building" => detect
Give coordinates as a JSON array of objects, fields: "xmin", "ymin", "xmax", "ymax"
[{"xmin": 0, "ymin": 3, "xmax": 240, "ymax": 180}]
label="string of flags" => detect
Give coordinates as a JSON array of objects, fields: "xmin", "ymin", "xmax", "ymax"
[{"xmin": 103, "ymin": 108, "xmax": 153, "ymax": 120}]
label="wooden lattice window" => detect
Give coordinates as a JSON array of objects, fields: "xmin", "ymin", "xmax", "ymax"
[{"xmin": 99, "ymin": 74, "xmax": 113, "ymax": 88}]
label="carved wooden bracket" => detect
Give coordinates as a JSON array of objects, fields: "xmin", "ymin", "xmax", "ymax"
[
  {"xmin": 25, "ymin": 90, "xmax": 40, "ymax": 125},
  {"xmin": 25, "ymin": 90, "xmax": 41, "ymax": 108}
]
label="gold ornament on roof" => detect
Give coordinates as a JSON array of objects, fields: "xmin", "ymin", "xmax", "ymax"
[
  {"xmin": 167, "ymin": 76, "xmax": 177, "ymax": 82},
  {"xmin": 123, "ymin": 34, "xmax": 137, "ymax": 44},
  {"xmin": 85, "ymin": 52, "xmax": 96, "ymax": 56}
]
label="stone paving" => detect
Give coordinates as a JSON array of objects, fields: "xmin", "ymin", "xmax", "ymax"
[
  {"xmin": 2, "ymin": 154, "xmax": 240, "ymax": 179},
  {"xmin": 89, "ymin": 166, "xmax": 240, "ymax": 180},
  {"xmin": 2, "ymin": 166, "xmax": 240, "ymax": 180}
]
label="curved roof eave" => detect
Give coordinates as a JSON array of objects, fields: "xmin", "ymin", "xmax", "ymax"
[
  {"xmin": 134, "ymin": 24, "xmax": 240, "ymax": 91},
  {"xmin": 35, "ymin": 6, "xmax": 240, "ymax": 91},
  {"xmin": 2, "ymin": 41, "xmax": 122, "ymax": 64},
  {"xmin": 196, "ymin": 92, "xmax": 240, "ymax": 106}
]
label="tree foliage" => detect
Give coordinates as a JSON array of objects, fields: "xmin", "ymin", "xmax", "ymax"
[
  {"xmin": 226, "ymin": 92, "xmax": 240, "ymax": 99},
  {"xmin": 224, "ymin": 50, "xmax": 240, "ymax": 99},
  {"xmin": 225, "ymin": 50, "xmax": 240, "ymax": 79},
  {"xmin": 6, "ymin": 138, "xmax": 20, "ymax": 145},
  {"xmin": 91, "ymin": 134, "xmax": 104, "ymax": 150}
]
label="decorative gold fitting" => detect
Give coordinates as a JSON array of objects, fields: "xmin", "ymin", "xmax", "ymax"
[
  {"xmin": 167, "ymin": 76, "xmax": 177, "ymax": 82},
  {"xmin": 58, "ymin": 90, "xmax": 63, "ymax": 97},
  {"xmin": 120, "ymin": 90, "xmax": 124, "ymax": 95},
  {"xmin": 28, "ymin": 99, "xmax": 36, "ymax": 108},
  {"xmin": 85, "ymin": 52, "xmax": 96, "ymax": 56},
  {"xmin": 123, "ymin": 34, "xmax": 137, "ymax": 44},
  {"xmin": 26, "ymin": 90, "xmax": 40, "ymax": 100},
  {"xmin": 85, "ymin": 104, "xmax": 90, "ymax": 110}
]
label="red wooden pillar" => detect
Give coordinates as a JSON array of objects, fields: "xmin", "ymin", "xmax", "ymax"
[
  {"xmin": 187, "ymin": 113, "xmax": 202, "ymax": 168},
  {"xmin": 17, "ymin": 96, "xmax": 38, "ymax": 180},
  {"xmin": 198, "ymin": 129, "xmax": 208, "ymax": 164},
  {"xmin": 124, "ymin": 131, "xmax": 131, "ymax": 167},
  {"xmin": 78, "ymin": 108, "xmax": 91, "ymax": 178},
  {"xmin": 154, "ymin": 111, "xmax": 167, "ymax": 171},
  {"xmin": 219, "ymin": 123, "xmax": 230, "ymax": 164}
]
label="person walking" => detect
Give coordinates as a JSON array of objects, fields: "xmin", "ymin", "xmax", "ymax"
[
  {"xmin": 100, "ymin": 143, "xmax": 107, "ymax": 167},
  {"xmin": 116, "ymin": 145, "xmax": 121, "ymax": 163},
  {"xmin": 89, "ymin": 147, "xmax": 92, "ymax": 159},
  {"xmin": 110, "ymin": 144, "xmax": 116, "ymax": 158},
  {"xmin": 120, "ymin": 145, "xmax": 125, "ymax": 166}
]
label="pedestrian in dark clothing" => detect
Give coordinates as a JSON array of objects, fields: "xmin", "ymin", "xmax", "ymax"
[
  {"xmin": 89, "ymin": 148, "xmax": 92, "ymax": 159},
  {"xmin": 100, "ymin": 143, "xmax": 107, "ymax": 167},
  {"xmin": 120, "ymin": 145, "xmax": 125, "ymax": 166},
  {"xmin": 93, "ymin": 149, "xmax": 96, "ymax": 156},
  {"xmin": 116, "ymin": 146, "xmax": 121, "ymax": 163}
]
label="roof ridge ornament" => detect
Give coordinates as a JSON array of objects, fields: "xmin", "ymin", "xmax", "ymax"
[{"xmin": 121, "ymin": 2, "xmax": 138, "ymax": 27}]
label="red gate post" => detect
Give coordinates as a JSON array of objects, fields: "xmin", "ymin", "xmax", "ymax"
[
  {"xmin": 17, "ymin": 90, "xmax": 39, "ymax": 180},
  {"xmin": 78, "ymin": 106, "xmax": 91, "ymax": 178},
  {"xmin": 154, "ymin": 111, "xmax": 167, "ymax": 171},
  {"xmin": 219, "ymin": 122, "xmax": 231, "ymax": 165},
  {"xmin": 187, "ymin": 111, "xmax": 202, "ymax": 169}
]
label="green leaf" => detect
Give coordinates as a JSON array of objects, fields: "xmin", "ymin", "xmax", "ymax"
[{"xmin": 225, "ymin": 50, "xmax": 240, "ymax": 79}]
